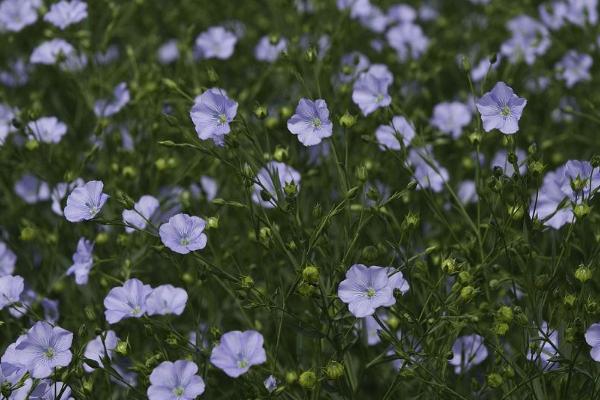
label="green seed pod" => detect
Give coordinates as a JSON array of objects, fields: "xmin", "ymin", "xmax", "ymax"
[
  {"xmin": 325, "ymin": 361, "xmax": 344, "ymax": 380},
  {"xmin": 299, "ymin": 370, "xmax": 317, "ymax": 389}
]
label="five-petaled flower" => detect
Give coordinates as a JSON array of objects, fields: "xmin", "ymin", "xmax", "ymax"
[
  {"xmin": 159, "ymin": 213, "xmax": 208, "ymax": 254},
  {"xmin": 190, "ymin": 88, "xmax": 238, "ymax": 146},
  {"xmin": 148, "ymin": 360, "xmax": 206, "ymax": 400},
  {"xmin": 476, "ymin": 81, "xmax": 527, "ymax": 135},
  {"xmin": 287, "ymin": 98, "xmax": 333, "ymax": 146},
  {"xmin": 103, "ymin": 278, "xmax": 153, "ymax": 324},
  {"xmin": 210, "ymin": 330, "xmax": 267, "ymax": 378},
  {"xmin": 64, "ymin": 180, "xmax": 109, "ymax": 222}
]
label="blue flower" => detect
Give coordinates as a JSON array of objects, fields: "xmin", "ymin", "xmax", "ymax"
[
  {"xmin": 159, "ymin": 213, "xmax": 208, "ymax": 254},
  {"xmin": 210, "ymin": 330, "xmax": 267, "ymax": 378},
  {"xmin": 93, "ymin": 82, "xmax": 130, "ymax": 117},
  {"xmin": 83, "ymin": 330, "xmax": 118, "ymax": 373},
  {"xmin": 195, "ymin": 26, "xmax": 237, "ymax": 60},
  {"xmin": 585, "ymin": 323, "xmax": 600, "ymax": 362},
  {"xmin": 30, "ymin": 39, "xmax": 76, "ymax": 65},
  {"xmin": 431, "ymin": 101, "xmax": 472, "ymax": 138},
  {"xmin": 255, "ymin": 36, "xmax": 287, "ymax": 62},
  {"xmin": 66, "ymin": 237, "xmax": 93, "ymax": 285},
  {"xmin": 103, "ymin": 278, "xmax": 153, "ymax": 324},
  {"xmin": 63, "ymin": 180, "xmax": 109, "ymax": 222},
  {"xmin": 287, "ymin": 98, "xmax": 333, "ymax": 146},
  {"xmin": 0, "ymin": 241, "xmax": 16, "ymax": 277},
  {"xmin": 527, "ymin": 322, "xmax": 559, "ymax": 369},
  {"xmin": 43, "ymin": 0, "xmax": 87, "ymax": 30},
  {"xmin": 407, "ymin": 147, "xmax": 449, "ymax": 193},
  {"xmin": 352, "ymin": 65, "xmax": 392, "ymax": 116},
  {"xmin": 476, "ymin": 82, "xmax": 527, "ymax": 135},
  {"xmin": 27, "ymin": 116, "xmax": 67, "ymax": 143},
  {"xmin": 251, "ymin": 161, "xmax": 301, "ymax": 208},
  {"xmin": 146, "ymin": 284, "xmax": 188, "ymax": 316},
  {"xmin": 148, "ymin": 360, "xmax": 205, "ymax": 400},
  {"xmin": 190, "ymin": 88, "xmax": 238, "ymax": 146},
  {"xmin": 375, "ymin": 116, "xmax": 415, "ymax": 150},
  {"xmin": 0, "ymin": 275, "xmax": 24, "ymax": 310},
  {"xmin": 449, "ymin": 334, "xmax": 488, "ymax": 374},
  {"xmin": 556, "ymin": 50, "xmax": 593, "ymax": 88},
  {"xmin": 122, "ymin": 195, "xmax": 159, "ymax": 233},
  {"xmin": 0, "ymin": 0, "xmax": 40, "ymax": 32},
  {"xmin": 14, "ymin": 321, "xmax": 73, "ymax": 379}
]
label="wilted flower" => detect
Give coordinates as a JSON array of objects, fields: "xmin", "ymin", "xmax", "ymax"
[
  {"xmin": 430, "ymin": 102, "xmax": 472, "ymax": 138},
  {"xmin": 0, "ymin": 275, "xmax": 24, "ymax": 310},
  {"xmin": 190, "ymin": 88, "xmax": 238, "ymax": 146},
  {"xmin": 0, "ymin": 241, "xmax": 16, "ymax": 276},
  {"xmin": 30, "ymin": 39, "xmax": 76, "ymax": 65},
  {"xmin": 210, "ymin": 330, "xmax": 267, "ymax": 377},
  {"xmin": 255, "ymin": 36, "xmax": 287, "ymax": 62},
  {"xmin": 103, "ymin": 278, "xmax": 153, "ymax": 324},
  {"xmin": 287, "ymin": 98, "xmax": 333, "ymax": 146},
  {"xmin": 83, "ymin": 330, "xmax": 118, "ymax": 372},
  {"xmin": 585, "ymin": 323, "xmax": 600, "ymax": 362},
  {"xmin": 555, "ymin": 50, "xmax": 593, "ymax": 88},
  {"xmin": 251, "ymin": 161, "xmax": 301, "ymax": 208},
  {"xmin": 43, "ymin": 0, "xmax": 87, "ymax": 30},
  {"xmin": 476, "ymin": 82, "xmax": 527, "ymax": 135},
  {"xmin": 0, "ymin": 0, "xmax": 41, "ymax": 32},
  {"xmin": 122, "ymin": 195, "xmax": 159, "ymax": 233},
  {"xmin": 159, "ymin": 213, "xmax": 208, "ymax": 254},
  {"xmin": 146, "ymin": 284, "xmax": 188, "ymax": 316},
  {"xmin": 449, "ymin": 334, "xmax": 488, "ymax": 374},
  {"xmin": 14, "ymin": 321, "xmax": 73, "ymax": 379},
  {"xmin": 375, "ymin": 115, "xmax": 415, "ymax": 150},
  {"xmin": 66, "ymin": 237, "xmax": 94, "ymax": 285},
  {"xmin": 27, "ymin": 117, "xmax": 67, "ymax": 143},
  {"xmin": 93, "ymin": 82, "xmax": 130, "ymax": 117},
  {"xmin": 148, "ymin": 360, "xmax": 205, "ymax": 400},
  {"xmin": 64, "ymin": 180, "xmax": 109, "ymax": 222},
  {"xmin": 195, "ymin": 26, "xmax": 237, "ymax": 59}
]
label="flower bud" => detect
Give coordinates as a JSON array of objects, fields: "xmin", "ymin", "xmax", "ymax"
[
  {"xmin": 573, "ymin": 203, "xmax": 590, "ymax": 219},
  {"xmin": 529, "ymin": 160, "xmax": 544, "ymax": 175},
  {"xmin": 325, "ymin": 361, "xmax": 344, "ymax": 380},
  {"xmin": 273, "ymin": 146, "xmax": 288, "ymax": 162},
  {"xmin": 302, "ymin": 265, "xmax": 320, "ymax": 284},
  {"xmin": 575, "ymin": 265, "xmax": 593, "ymax": 283},
  {"xmin": 240, "ymin": 275, "xmax": 254, "ymax": 289},
  {"xmin": 460, "ymin": 286, "xmax": 476, "ymax": 302},
  {"xmin": 25, "ymin": 139, "xmax": 39, "ymax": 151},
  {"xmin": 284, "ymin": 182, "xmax": 298, "ymax": 197},
  {"xmin": 299, "ymin": 370, "xmax": 317, "ymax": 389},
  {"xmin": 487, "ymin": 373, "xmax": 503, "ymax": 388},
  {"xmin": 468, "ymin": 132, "xmax": 481, "ymax": 146},
  {"xmin": 207, "ymin": 216, "xmax": 219, "ymax": 229},
  {"xmin": 95, "ymin": 232, "xmax": 109, "ymax": 244},
  {"xmin": 116, "ymin": 339, "xmax": 129, "ymax": 355},
  {"xmin": 591, "ymin": 155, "xmax": 600, "ymax": 168},
  {"xmin": 497, "ymin": 306, "xmax": 513, "ymax": 323},
  {"xmin": 339, "ymin": 111, "xmax": 356, "ymax": 128},
  {"xmin": 155, "ymin": 158, "xmax": 168, "ymax": 170},
  {"xmin": 564, "ymin": 294, "xmax": 576, "ymax": 306},
  {"xmin": 19, "ymin": 226, "xmax": 36, "ymax": 241},
  {"xmin": 441, "ymin": 257, "xmax": 458, "ymax": 274},
  {"xmin": 494, "ymin": 322, "xmax": 509, "ymax": 336},
  {"xmin": 458, "ymin": 271, "xmax": 472, "ymax": 284},
  {"xmin": 285, "ymin": 371, "xmax": 298, "ymax": 384},
  {"xmin": 254, "ymin": 105, "xmax": 268, "ymax": 119}
]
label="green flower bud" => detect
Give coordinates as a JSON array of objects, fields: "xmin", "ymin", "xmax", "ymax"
[
  {"xmin": 487, "ymin": 373, "xmax": 503, "ymax": 388},
  {"xmin": 297, "ymin": 282, "xmax": 316, "ymax": 296},
  {"xmin": 299, "ymin": 371, "xmax": 317, "ymax": 389},
  {"xmin": 387, "ymin": 315, "xmax": 400, "ymax": 330},
  {"xmin": 573, "ymin": 203, "xmax": 591, "ymax": 219},
  {"xmin": 240, "ymin": 275, "xmax": 254, "ymax": 289},
  {"xmin": 402, "ymin": 212, "xmax": 420, "ymax": 231},
  {"xmin": 468, "ymin": 132, "xmax": 482, "ymax": 146},
  {"xmin": 461, "ymin": 56, "xmax": 471, "ymax": 72},
  {"xmin": 503, "ymin": 366, "xmax": 515, "ymax": 379},
  {"xmin": 280, "ymin": 106, "xmax": 292, "ymax": 119},
  {"xmin": 284, "ymin": 182, "xmax": 298, "ymax": 197},
  {"xmin": 116, "ymin": 339, "xmax": 129, "ymax": 355},
  {"xmin": 325, "ymin": 361, "xmax": 344, "ymax": 380},
  {"xmin": 19, "ymin": 226, "xmax": 36, "ymax": 241},
  {"xmin": 441, "ymin": 258, "xmax": 458, "ymax": 274},
  {"xmin": 285, "ymin": 371, "xmax": 298, "ymax": 384},
  {"xmin": 529, "ymin": 161, "xmax": 545, "ymax": 175},
  {"xmin": 122, "ymin": 166, "xmax": 136, "ymax": 177},
  {"xmin": 460, "ymin": 286, "xmax": 476, "ymax": 302},
  {"xmin": 339, "ymin": 111, "xmax": 356, "ymax": 128},
  {"xmin": 564, "ymin": 294, "xmax": 576, "ymax": 306},
  {"xmin": 155, "ymin": 158, "xmax": 168, "ymax": 170},
  {"xmin": 575, "ymin": 265, "xmax": 593, "ymax": 282},
  {"xmin": 273, "ymin": 146, "xmax": 288, "ymax": 162},
  {"xmin": 355, "ymin": 165, "xmax": 368, "ymax": 182},
  {"xmin": 458, "ymin": 271, "xmax": 472, "ymax": 284},
  {"xmin": 302, "ymin": 265, "xmax": 320, "ymax": 284},
  {"xmin": 591, "ymin": 155, "xmax": 600, "ymax": 168},
  {"xmin": 494, "ymin": 322, "xmax": 509, "ymax": 336},
  {"xmin": 508, "ymin": 205, "xmax": 524, "ymax": 220},
  {"xmin": 497, "ymin": 306, "xmax": 513, "ymax": 323},
  {"xmin": 254, "ymin": 105, "xmax": 268, "ymax": 119},
  {"xmin": 207, "ymin": 216, "xmax": 219, "ymax": 229},
  {"xmin": 95, "ymin": 232, "xmax": 109, "ymax": 244},
  {"xmin": 25, "ymin": 139, "xmax": 39, "ymax": 151}
]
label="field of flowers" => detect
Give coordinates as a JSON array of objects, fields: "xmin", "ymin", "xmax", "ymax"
[{"xmin": 2, "ymin": 0, "xmax": 600, "ymax": 399}]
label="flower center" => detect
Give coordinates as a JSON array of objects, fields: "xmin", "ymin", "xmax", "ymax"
[
  {"xmin": 44, "ymin": 347, "xmax": 55, "ymax": 359},
  {"xmin": 237, "ymin": 358, "xmax": 249, "ymax": 369},
  {"xmin": 218, "ymin": 113, "xmax": 228, "ymax": 125},
  {"xmin": 375, "ymin": 94, "xmax": 385, "ymax": 103},
  {"xmin": 312, "ymin": 117, "xmax": 322, "ymax": 128},
  {"xmin": 366, "ymin": 287, "xmax": 376, "ymax": 298},
  {"xmin": 172, "ymin": 387, "xmax": 185, "ymax": 396},
  {"xmin": 501, "ymin": 105, "xmax": 511, "ymax": 117},
  {"xmin": 180, "ymin": 237, "xmax": 190, "ymax": 246},
  {"xmin": 131, "ymin": 305, "xmax": 142, "ymax": 315}
]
